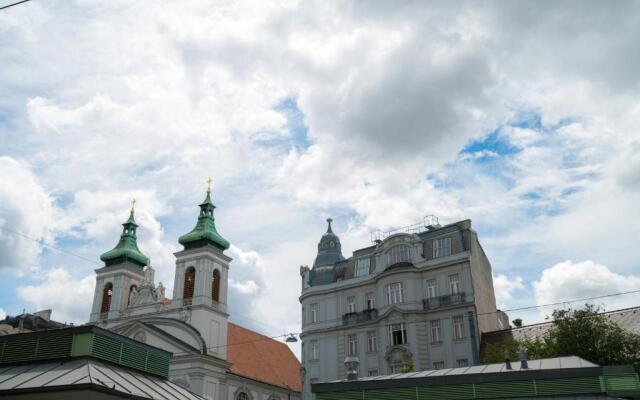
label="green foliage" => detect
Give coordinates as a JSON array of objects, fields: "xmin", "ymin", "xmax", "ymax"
[
  {"xmin": 401, "ymin": 359, "xmax": 414, "ymax": 373},
  {"xmin": 512, "ymin": 318, "xmax": 523, "ymax": 328},
  {"xmin": 484, "ymin": 304, "xmax": 640, "ymax": 368}
]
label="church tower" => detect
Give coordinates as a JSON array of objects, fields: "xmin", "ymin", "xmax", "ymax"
[
  {"xmin": 90, "ymin": 201, "xmax": 149, "ymax": 322},
  {"xmin": 173, "ymin": 181, "xmax": 232, "ymax": 359}
]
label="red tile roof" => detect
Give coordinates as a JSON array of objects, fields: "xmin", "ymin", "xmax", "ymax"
[{"xmin": 227, "ymin": 322, "xmax": 301, "ymax": 392}]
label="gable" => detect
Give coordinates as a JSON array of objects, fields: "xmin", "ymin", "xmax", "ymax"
[{"xmin": 110, "ymin": 318, "xmax": 205, "ymax": 355}]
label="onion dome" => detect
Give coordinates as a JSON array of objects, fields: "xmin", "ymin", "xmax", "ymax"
[
  {"xmin": 178, "ymin": 183, "xmax": 230, "ymax": 252},
  {"xmin": 313, "ymin": 218, "xmax": 345, "ymax": 268},
  {"xmin": 100, "ymin": 202, "xmax": 149, "ymax": 268}
]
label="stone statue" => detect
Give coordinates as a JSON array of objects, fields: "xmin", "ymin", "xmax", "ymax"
[
  {"xmin": 157, "ymin": 282, "xmax": 165, "ymax": 300},
  {"xmin": 128, "ymin": 286, "xmax": 139, "ymax": 307}
]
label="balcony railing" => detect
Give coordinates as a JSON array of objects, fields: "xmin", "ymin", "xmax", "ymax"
[
  {"xmin": 422, "ymin": 292, "xmax": 467, "ymax": 310},
  {"xmin": 342, "ymin": 308, "xmax": 378, "ymax": 326}
]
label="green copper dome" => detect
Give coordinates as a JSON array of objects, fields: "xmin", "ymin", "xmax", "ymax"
[
  {"xmin": 178, "ymin": 190, "xmax": 230, "ymax": 252},
  {"xmin": 100, "ymin": 209, "xmax": 149, "ymax": 268}
]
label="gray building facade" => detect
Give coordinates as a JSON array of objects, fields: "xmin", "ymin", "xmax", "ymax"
[{"xmin": 299, "ymin": 218, "xmax": 500, "ymax": 399}]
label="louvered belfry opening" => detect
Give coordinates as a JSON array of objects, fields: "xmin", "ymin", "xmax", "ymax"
[
  {"xmin": 183, "ymin": 267, "xmax": 195, "ymax": 300},
  {"xmin": 100, "ymin": 283, "xmax": 113, "ymax": 314},
  {"xmin": 212, "ymin": 269, "xmax": 220, "ymax": 302}
]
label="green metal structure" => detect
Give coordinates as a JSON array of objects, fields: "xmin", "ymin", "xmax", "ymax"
[
  {"xmin": 99, "ymin": 208, "xmax": 149, "ymax": 268},
  {"xmin": 0, "ymin": 325, "xmax": 171, "ymax": 378},
  {"xmin": 178, "ymin": 190, "xmax": 230, "ymax": 252}
]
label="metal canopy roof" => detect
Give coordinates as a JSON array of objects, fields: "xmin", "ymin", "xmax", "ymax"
[{"xmin": 0, "ymin": 358, "xmax": 204, "ymax": 400}]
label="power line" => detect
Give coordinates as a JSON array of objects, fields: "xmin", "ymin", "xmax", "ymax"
[{"xmin": 0, "ymin": 0, "xmax": 31, "ymax": 11}]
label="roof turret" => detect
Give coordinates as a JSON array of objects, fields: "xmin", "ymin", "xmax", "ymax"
[
  {"xmin": 178, "ymin": 180, "xmax": 230, "ymax": 252},
  {"xmin": 313, "ymin": 218, "xmax": 345, "ymax": 268},
  {"xmin": 100, "ymin": 200, "xmax": 149, "ymax": 268}
]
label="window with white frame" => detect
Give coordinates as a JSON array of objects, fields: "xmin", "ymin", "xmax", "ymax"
[
  {"xmin": 355, "ymin": 257, "xmax": 370, "ymax": 277},
  {"xmin": 390, "ymin": 365, "xmax": 401, "ymax": 374},
  {"xmin": 365, "ymin": 292, "xmax": 376, "ymax": 309},
  {"xmin": 347, "ymin": 296, "xmax": 356, "ymax": 313},
  {"xmin": 426, "ymin": 279, "xmax": 438, "ymax": 299},
  {"xmin": 449, "ymin": 274, "xmax": 461, "ymax": 294},
  {"xmin": 453, "ymin": 315, "xmax": 464, "ymax": 340},
  {"xmin": 310, "ymin": 303, "xmax": 319, "ymax": 323},
  {"xmin": 368, "ymin": 369, "xmax": 379, "ymax": 377},
  {"xmin": 388, "ymin": 244, "xmax": 411, "ymax": 265},
  {"xmin": 366, "ymin": 331, "xmax": 377, "ymax": 352},
  {"xmin": 430, "ymin": 320, "xmax": 441, "ymax": 343},
  {"xmin": 433, "ymin": 237, "xmax": 452, "ymax": 258},
  {"xmin": 456, "ymin": 358, "xmax": 469, "ymax": 367},
  {"xmin": 347, "ymin": 334, "xmax": 358, "ymax": 355},
  {"xmin": 310, "ymin": 340, "xmax": 319, "ymax": 360},
  {"xmin": 387, "ymin": 282, "xmax": 404, "ymax": 305},
  {"xmin": 389, "ymin": 323, "xmax": 407, "ymax": 346},
  {"xmin": 433, "ymin": 361, "xmax": 445, "ymax": 370}
]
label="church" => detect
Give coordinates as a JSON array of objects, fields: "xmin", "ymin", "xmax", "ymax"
[{"xmin": 88, "ymin": 184, "xmax": 301, "ymax": 400}]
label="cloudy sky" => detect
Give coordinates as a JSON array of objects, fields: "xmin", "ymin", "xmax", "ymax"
[{"xmin": 1, "ymin": 0, "xmax": 640, "ymax": 356}]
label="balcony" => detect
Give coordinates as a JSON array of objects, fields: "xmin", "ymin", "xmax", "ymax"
[
  {"xmin": 422, "ymin": 292, "xmax": 467, "ymax": 310},
  {"xmin": 342, "ymin": 308, "xmax": 378, "ymax": 326}
]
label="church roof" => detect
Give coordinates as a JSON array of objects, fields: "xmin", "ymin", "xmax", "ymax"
[
  {"xmin": 227, "ymin": 322, "xmax": 301, "ymax": 393},
  {"xmin": 313, "ymin": 218, "xmax": 345, "ymax": 268},
  {"xmin": 178, "ymin": 190, "xmax": 230, "ymax": 252},
  {"xmin": 100, "ymin": 208, "xmax": 149, "ymax": 268}
]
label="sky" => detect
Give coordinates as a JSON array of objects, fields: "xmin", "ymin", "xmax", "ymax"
[{"xmin": 1, "ymin": 0, "xmax": 640, "ymax": 358}]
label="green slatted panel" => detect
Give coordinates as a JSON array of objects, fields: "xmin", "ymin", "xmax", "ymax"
[
  {"xmin": 419, "ymin": 383, "xmax": 475, "ymax": 400},
  {"xmin": 475, "ymin": 380, "xmax": 535, "ymax": 398},
  {"xmin": 145, "ymin": 351, "xmax": 170, "ymax": 377},
  {"xmin": 34, "ymin": 332, "xmax": 73, "ymax": 360},
  {"xmin": 536, "ymin": 376, "xmax": 602, "ymax": 396},
  {"xmin": 91, "ymin": 333, "xmax": 123, "ymax": 364},
  {"xmin": 366, "ymin": 387, "xmax": 417, "ymax": 400},
  {"xmin": 316, "ymin": 391, "xmax": 363, "ymax": 400},
  {"xmin": 0, "ymin": 336, "xmax": 38, "ymax": 363},
  {"xmin": 604, "ymin": 374, "xmax": 640, "ymax": 391},
  {"xmin": 121, "ymin": 341, "xmax": 147, "ymax": 371}
]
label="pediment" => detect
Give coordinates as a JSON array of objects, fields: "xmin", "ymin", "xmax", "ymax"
[{"xmin": 110, "ymin": 318, "xmax": 206, "ymax": 355}]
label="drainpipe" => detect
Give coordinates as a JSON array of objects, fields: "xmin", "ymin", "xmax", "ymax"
[{"xmin": 467, "ymin": 311, "xmax": 479, "ymax": 365}]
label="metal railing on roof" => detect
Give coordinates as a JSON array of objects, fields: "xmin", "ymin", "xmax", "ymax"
[{"xmin": 370, "ymin": 215, "xmax": 440, "ymax": 244}]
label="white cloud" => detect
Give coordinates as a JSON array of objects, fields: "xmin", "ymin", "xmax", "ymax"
[
  {"xmin": 533, "ymin": 260, "xmax": 640, "ymax": 314},
  {"xmin": 493, "ymin": 274, "xmax": 524, "ymax": 308},
  {"xmin": 0, "ymin": 308, "xmax": 6, "ymax": 320},
  {"xmin": 16, "ymin": 268, "xmax": 95, "ymax": 324},
  {"xmin": 0, "ymin": 157, "xmax": 58, "ymax": 273}
]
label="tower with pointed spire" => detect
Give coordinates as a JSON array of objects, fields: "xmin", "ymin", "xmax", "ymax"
[
  {"xmin": 90, "ymin": 201, "xmax": 148, "ymax": 321},
  {"xmin": 313, "ymin": 218, "xmax": 346, "ymax": 268}
]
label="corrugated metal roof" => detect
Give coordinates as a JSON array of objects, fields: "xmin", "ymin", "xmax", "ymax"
[{"xmin": 0, "ymin": 358, "xmax": 204, "ymax": 399}]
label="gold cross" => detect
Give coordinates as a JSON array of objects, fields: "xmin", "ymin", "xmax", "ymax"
[
  {"xmin": 131, "ymin": 198, "xmax": 136, "ymax": 212},
  {"xmin": 207, "ymin": 177, "xmax": 213, "ymax": 193}
]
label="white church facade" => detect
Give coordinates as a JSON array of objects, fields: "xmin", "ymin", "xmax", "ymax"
[{"xmin": 89, "ymin": 187, "xmax": 301, "ymax": 400}]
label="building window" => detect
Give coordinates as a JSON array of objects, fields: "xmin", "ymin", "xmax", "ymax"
[
  {"xmin": 367, "ymin": 331, "xmax": 377, "ymax": 352},
  {"xmin": 355, "ymin": 257, "xmax": 370, "ymax": 277},
  {"xmin": 387, "ymin": 282, "xmax": 404, "ymax": 305},
  {"xmin": 347, "ymin": 296, "xmax": 356, "ymax": 313},
  {"xmin": 453, "ymin": 315, "xmax": 464, "ymax": 340},
  {"xmin": 310, "ymin": 303, "xmax": 319, "ymax": 323},
  {"xmin": 433, "ymin": 361, "xmax": 445, "ymax": 370},
  {"xmin": 212, "ymin": 269, "xmax": 221, "ymax": 302},
  {"xmin": 347, "ymin": 334, "xmax": 358, "ymax": 355},
  {"xmin": 236, "ymin": 392, "xmax": 249, "ymax": 400},
  {"xmin": 368, "ymin": 369, "xmax": 379, "ymax": 377},
  {"xmin": 365, "ymin": 292, "xmax": 376, "ymax": 309},
  {"xmin": 390, "ymin": 365, "xmax": 401, "ymax": 374},
  {"xmin": 456, "ymin": 358, "xmax": 469, "ymax": 368},
  {"xmin": 433, "ymin": 237, "xmax": 452, "ymax": 258},
  {"xmin": 310, "ymin": 340, "xmax": 319, "ymax": 360},
  {"xmin": 388, "ymin": 245, "xmax": 410, "ymax": 265},
  {"xmin": 183, "ymin": 267, "xmax": 195, "ymax": 299},
  {"xmin": 389, "ymin": 323, "xmax": 407, "ymax": 346},
  {"xmin": 100, "ymin": 282, "xmax": 113, "ymax": 314},
  {"xmin": 449, "ymin": 274, "xmax": 461, "ymax": 294},
  {"xmin": 426, "ymin": 279, "xmax": 438, "ymax": 299},
  {"xmin": 430, "ymin": 320, "xmax": 441, "ymax": 343}
]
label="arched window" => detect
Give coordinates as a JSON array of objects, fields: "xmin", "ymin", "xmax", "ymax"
[
  {"xmin": 236, "ymin": 392, "xmax": 249, "ymax": 400},
  {"xmin": 212, "ymin": 269, "xmax": 220, "ymax": 302},
  {"xmin": 183, "ymin": 267, "xmax": 195, "ymax": 300},
  {"xmin": 388, "ymin": 244, "xmax": 410, "ymax": 265},
  {"xmin": 100, "ymin": 282, "xmax": 113, "ymax": 314}
]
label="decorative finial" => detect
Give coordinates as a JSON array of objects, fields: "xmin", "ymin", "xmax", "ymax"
[
  {"xmin": 131, "ymin": 198, "xmax": 136, "ymax": 213},
  {"xmin": 326, "ymin": 218, "xmax": 333, "ymax": 233},
  {"xmin": 207, "ymin": 177, "xmax": 212, "ymax": 194}
]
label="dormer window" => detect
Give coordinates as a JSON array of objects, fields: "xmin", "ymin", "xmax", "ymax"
[
  {"xmin": 388, "ymin": 245, "xmax": 410, "ymax": 265},
  {"xmin": 433, "ymin": 237, "xmax": 452, "ymax": 258},
  {"xmin": 355, "ymin": 257, "xmax": 370, "ymax": 277}
]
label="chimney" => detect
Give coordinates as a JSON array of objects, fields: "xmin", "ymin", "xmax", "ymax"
[{"xmin": 519, "ymin": 348, "xmax": 529, "ymax": 369}]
